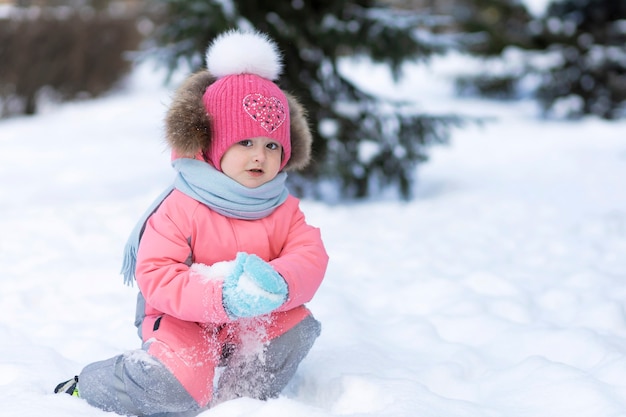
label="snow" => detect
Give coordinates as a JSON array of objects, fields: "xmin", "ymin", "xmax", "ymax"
[
  {"xmin": 2, "ymin": 52, "xmax": 626, "ymax": 417},
  {"xmin": 524, "ymin": 0, "xmax": 552, "ymax": 17}
]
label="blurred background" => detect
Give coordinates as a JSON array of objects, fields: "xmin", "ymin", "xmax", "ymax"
[{"xmin": 1, "ymin": 0, "xmax": 624, "ymax": 200}]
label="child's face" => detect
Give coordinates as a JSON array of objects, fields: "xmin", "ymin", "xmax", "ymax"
[{"xmin": 220, "ymin": 137, "xmax": 283, "ymax": 188}]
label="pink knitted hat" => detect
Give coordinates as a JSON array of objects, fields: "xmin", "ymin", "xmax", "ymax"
[{"xmin": 202, "ymin": 30, "xmax": 291, "ymax": 171}]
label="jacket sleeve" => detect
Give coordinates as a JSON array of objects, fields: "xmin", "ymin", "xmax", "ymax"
[
  {"xmin": 135, "ymin": 196, "xmax": 231, "ymax": 324},
  {"xmin": 270, "ymin": 200, "xmax": 329, "ymax": 312}
]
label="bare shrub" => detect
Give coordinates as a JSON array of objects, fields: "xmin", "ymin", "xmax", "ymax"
[{"xmin": 0, "ymin": 7, "xmax": 142, "ymax": 117}]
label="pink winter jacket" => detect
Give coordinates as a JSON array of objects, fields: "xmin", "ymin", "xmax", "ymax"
[{"xmin": 135, "ymin": 189, "xmax": 328, "ymax": 334}]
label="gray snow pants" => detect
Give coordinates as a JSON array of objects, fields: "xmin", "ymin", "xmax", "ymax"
[{"xmin": 77, "ymin": 314, "xmax": 321, "ymax": 417}]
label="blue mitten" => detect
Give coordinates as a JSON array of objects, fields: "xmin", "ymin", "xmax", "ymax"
[{"xmin": 222, "ymin": 252, "xmax": 288, "ymax": 319}]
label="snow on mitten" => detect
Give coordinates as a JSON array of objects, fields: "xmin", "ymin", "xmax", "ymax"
[{"xmin": 222, "ymin": 252, "xmax": 288, "ymax": 319}]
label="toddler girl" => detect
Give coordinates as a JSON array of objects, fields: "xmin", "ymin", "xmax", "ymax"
[{"xmin": 54, "ymin": 29, "xmax": 328, "ymax": 417}]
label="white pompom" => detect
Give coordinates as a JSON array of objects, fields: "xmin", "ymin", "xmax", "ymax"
[{"xmin": 206, "ymin": 30, "xmax": 283, "ymax": 80}]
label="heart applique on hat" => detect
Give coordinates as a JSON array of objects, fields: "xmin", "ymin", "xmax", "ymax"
[{"xmin": 243, "ymin": 93, "xmax": 287, "ymax": 133}]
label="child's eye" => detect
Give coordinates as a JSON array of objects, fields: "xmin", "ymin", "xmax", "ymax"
[
  {"xmin": 239, "ymin": 140, "xmax": 253, "ymax": 147},
  {"xmin": 267, "ymin": 142, "xmax": 281, "ymax": 150}
]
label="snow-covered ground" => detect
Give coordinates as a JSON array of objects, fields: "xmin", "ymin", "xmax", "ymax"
[{"xmin": 1, "ymin": 51, "xmax": 626, "ymax": 417}]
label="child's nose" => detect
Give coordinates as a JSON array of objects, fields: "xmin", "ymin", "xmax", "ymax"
[{"xmin": 252, "ymin": 147, "xmax": 266, "ymax": 162}]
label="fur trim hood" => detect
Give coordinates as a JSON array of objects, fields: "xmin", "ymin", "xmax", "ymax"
[{"xmin": 164, "ymin": 70, "xmax": 313, "ymax": 172}]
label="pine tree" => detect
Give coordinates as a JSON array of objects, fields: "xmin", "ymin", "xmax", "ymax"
[
  {"xmin": 450, "ymin": 0, "xmax": 626, "ymax": 119},
  {"xmin": 450, "ymin": 0, "xmax": 533, "ymax": 55},
  {"xmin": 534, "ymin": 0, "xmax": 626, "ymax": 119},
  {"xmin": 149, "ymin": 0, "xmax": 464, "ymax": 199},
  {"xmin": 449, "ymin": 0, "xmax": 534, "ymax": 100}
]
